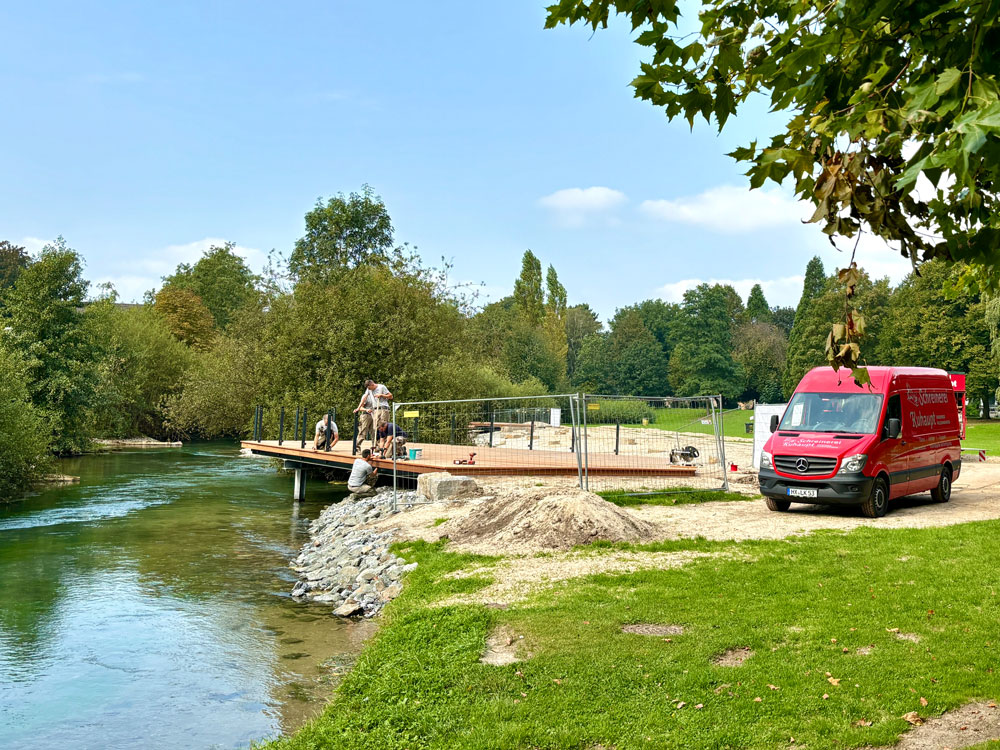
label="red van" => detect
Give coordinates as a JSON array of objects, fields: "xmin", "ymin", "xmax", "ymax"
[{"xmin": 758, "ymin": 366, "xmax": 962, "ymax": 517}]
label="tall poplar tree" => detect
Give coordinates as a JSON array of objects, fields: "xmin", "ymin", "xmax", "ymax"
[{"xmin": 782, "ymin": 257, "xmax": 826, "ymax": 397}]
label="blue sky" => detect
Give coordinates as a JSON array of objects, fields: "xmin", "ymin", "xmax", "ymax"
[{"xmin": 0, "ymin": 1, "xmax": 910, "ymax": 322}]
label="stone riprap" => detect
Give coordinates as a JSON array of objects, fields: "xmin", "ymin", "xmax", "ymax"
[{"xmin": 291, "ymin": 488, "xmax": 419, "ymax": 618}]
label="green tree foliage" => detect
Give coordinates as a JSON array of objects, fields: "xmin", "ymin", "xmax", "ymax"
[
  {"xmin": 877, "ymin": 260, "xmax": 998, "ymax": 417},
  {"xmin": 574, "ymin": 309, "xmax": 671, "ymax": 396},
  {"xmin": 783, "ymin": 270, "xmax": 891, "ymax": 395},
  {"xmin": 154, "ymin": 286, "xmax": 216, "ymax": 350},
  {"xmin": 513, "ymin": 250, "xmax": 544, "ymax": 324},
  {"xmin": 733, "ymin": 322, "xmax": 787, "ymax": 403},
  {"xmin": 745, "ymin": 284, "xmax": 771, "ymax": 324},
  {"xmin": 783, "ymin": 257, "xmax": 827, "ymax": 396},
  {"xmin": 612, "ymin": 299, "xmax": 679, "ymax": 362},
  {"xmin": 565, "ymin": 303, "xmax": 602, "ymax": 378},
  {"xmin": 0, "ymin": 240, "xmax": 30, "ymax": 292},
  {"xmin": 288, "ymin": 185, "xmax": 395, "ymax": 279},
  {"xmin": 162, "ymin": 242, "xmax": 259, "ymax": 329},
  {"xmin": 85, "ymin": 302, "xmax": 193, "ymax": 438},
  {"xmin": 546, "ymin": 1, "xmax": 1000, "ymax": 291},
  {"xmin": 771, "ymin": 306, "xmax": 796, "ymax": 337},
  {"xmin": 0, "ymin": 238, "xmax": 97, "ymax": 453},
  {"xmin": 545, "ymin": 264, "xmax": 567, "ymax": 317},
  {"xmin": 668, "ymin": 284, "xmax": 743, "ymax": 400},
  {"xmin": 469, "ymin": 299, "xmax": 567, "ymax": 392},
  {"xmin": 0, "ymin": 345, "xmax": 51, "ymax": 496}
]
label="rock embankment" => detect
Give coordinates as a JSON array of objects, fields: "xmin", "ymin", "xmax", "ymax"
[{"xmin": 291, "ymin": 489, "xmax": 419, "ymax": 617}]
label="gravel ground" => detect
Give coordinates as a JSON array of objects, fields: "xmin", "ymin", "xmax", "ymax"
[{"xmin": 629, "ymin": 461, "xmax": 1000, "ymax": 542}]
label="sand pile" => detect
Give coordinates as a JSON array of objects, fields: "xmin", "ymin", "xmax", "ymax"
[{"xmin": 443, "ymin": 487, "xmax": 659, "ymax": 554}]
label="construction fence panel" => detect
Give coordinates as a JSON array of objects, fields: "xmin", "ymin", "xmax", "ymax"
[
  {"xmin": 390, "ymin": 394, "xmax": 583, "ymax": 507},
  {"xmin": 578, "ymin": 394, "xmax": 729, "ymax": 495}
]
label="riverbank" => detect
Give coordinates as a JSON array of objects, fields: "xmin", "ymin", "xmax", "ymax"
[
  {"xmin": 268, "ymin": 463, "xmax": 1000, "ymax": 749},
  {"xmin": 92, "ymin": 437, "xmax": 183, "ymax": 449}
]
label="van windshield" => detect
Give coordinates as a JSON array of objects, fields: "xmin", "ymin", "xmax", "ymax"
[{"xmin": 779, "ymin": 392, "xmax": 884, "ymax": 434}]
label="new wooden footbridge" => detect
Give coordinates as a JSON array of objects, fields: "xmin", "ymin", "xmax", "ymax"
[{"xmin": 241, "ymin": 400, "xmax": 713, "ymax": 500}]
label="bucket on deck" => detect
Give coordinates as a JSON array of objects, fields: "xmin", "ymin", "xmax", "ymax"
[{"xmin": 408, "ymin": 447, "xmax": 423, "ymax": 460}]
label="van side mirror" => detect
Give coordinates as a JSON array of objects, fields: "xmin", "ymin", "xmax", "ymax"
[
  {"xmin": 769, "ymin": 415, "xmax": 779, "ymax": 433},
  {"xmin": 888, "ymin": 418, "xmax": 901, "ymax": 440}
]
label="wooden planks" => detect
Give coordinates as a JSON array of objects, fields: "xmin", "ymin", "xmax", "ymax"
[{"xmin": 240, "ymin": 440, "xmax": 698, "ymax": 478}]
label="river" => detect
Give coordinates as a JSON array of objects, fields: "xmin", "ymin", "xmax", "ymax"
[{"xmin": 0, "ymin": 442, "xmax": 374, "ymax": 750}]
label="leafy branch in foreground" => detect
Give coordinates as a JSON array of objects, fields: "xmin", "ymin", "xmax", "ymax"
[{"xmin": 545, "ymin": 0, "xmax": 1000, "ymax": 300}]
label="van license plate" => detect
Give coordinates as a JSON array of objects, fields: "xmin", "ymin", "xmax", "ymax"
[{"xmin": 788, "ymin": 488, "xmax": 818, "ymax": 498}]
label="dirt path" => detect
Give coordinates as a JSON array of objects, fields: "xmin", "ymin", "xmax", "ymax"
[{"xmin": 629, "ymin": 461, "xmax": 1000, "ymax": 542}]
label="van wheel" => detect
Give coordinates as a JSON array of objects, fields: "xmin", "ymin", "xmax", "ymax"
[
  {"xmin": 765, "ymin": 496, "xmax": 791, "ymax": 512},
  {"xmin": 931, "ymin": 466, "xmax": 952, "ymax": 503},
  {"xmin": 861, "ymin": 476, "xmax": 889, "ymax": 518}
]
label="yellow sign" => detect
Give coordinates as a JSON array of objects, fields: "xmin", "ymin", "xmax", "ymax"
[
  {"xmin": 403, "ymin": 410, "xmax": 420, "ymax": 418},
  {"xmin": 587, "ymin": 403, "xmax": 600, "ymax": 411}
]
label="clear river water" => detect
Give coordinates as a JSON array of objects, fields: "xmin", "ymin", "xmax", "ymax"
[{"xmin": 0, "ymin": 442, "xmax": 372, "ymax": 750}]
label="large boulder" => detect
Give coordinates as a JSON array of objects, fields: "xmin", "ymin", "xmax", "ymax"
[{"xmin": 417, "ymin": 472, "xmax": 479, "ymax": 502}]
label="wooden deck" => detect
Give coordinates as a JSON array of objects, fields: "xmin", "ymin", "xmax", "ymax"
[{"xmin": 240, "ymin": 439, "xmax": 698, "ymax": 478}]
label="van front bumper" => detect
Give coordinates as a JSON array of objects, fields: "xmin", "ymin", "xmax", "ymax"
[{"xmin": 758, "ymin": 469, "xmax": 874, "ymax": 505}]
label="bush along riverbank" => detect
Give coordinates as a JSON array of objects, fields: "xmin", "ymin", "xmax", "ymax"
[{"xmin": 290, "ymin": 489, "xmax": 419, "ymax": 617}]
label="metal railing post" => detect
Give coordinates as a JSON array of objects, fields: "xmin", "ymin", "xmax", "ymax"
[
  {"xmin": 615, "ymin": 421, "xmax": 620, "ymax": 456},
  {"xmin": 301, "ymin": 409, "xmax": 308, "ymax": 449},
  {"xmin": 325, "ymin": 409, "xmax": 333, "ymax": 451},
  {"xmin": 529, "ymin": 419, "xmax": 535, "ymax": 450},
  {"xmin": 582, "ymin": 393, "xmax": 590, "ymax": 491},
  {"xmin": 413, "ymin": 417, "xmax": 419, "ymax": 443},
  {"xmin": 571, "ymin": 395, "xmax": 583, "ymax": 488},
  {"xmin": 293, "ymin": 407, "xmax": 300, "ymax": 442},
  {"xmin": 717, "ymin": 395, "xmax": 730, "ymax": 491},
  {"xmin": 489, "ymin": 403, "xmax": 494, "ymax": 448},
  {"xmin": 278, "ymin": 407, "xmax": 285, "ymax": 445},
  {"xmin": 450, "ymin": 413, "xmax": 456, "ymax": 445},
  {"xmin": 352, "ymin": 411, "xmax": 359, "ymax": 455}
]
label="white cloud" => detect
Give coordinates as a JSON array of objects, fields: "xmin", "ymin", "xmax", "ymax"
[
  {"xmin": 538, "ymin": 186, "xmax": 627, "ymax": 227},
  {"xmin": 640, "ymin": 184, "xmax": 808, "ymax": 233},
  {"xmin": 19, "ymin": 237, "xmax": 50, "ymax": 254},
  {"xmin": 657, "ymin": 275, "xmax": 806, "ymax": 308}
]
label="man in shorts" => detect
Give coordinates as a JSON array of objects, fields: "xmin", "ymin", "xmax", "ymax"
[
  {"xmin": 313, "ymin": 414, "xmax": 339, "ymax": 451},
  {"xmin": 347, "ymin": 449, "xmax": 378, "ymax": 497},
  {"xmin": 353, "ymin": 380, "xmax": 392, "ymax": 450},
  {"xmin": 376, "ymin": 421, "xmax": 408, "ymax": 458}
]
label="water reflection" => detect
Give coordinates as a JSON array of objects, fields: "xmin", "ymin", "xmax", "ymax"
[{"xmin": 0, "ymin": 443, "xmax": 371, "ymax": 750}]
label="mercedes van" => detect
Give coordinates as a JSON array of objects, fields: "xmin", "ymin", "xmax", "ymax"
[{"xmin": 758, "ymin": 366, "xmax": 962, "ymax": 517}]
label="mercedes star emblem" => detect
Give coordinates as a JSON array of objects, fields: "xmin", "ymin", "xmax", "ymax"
[{"xmin": 795, "ymin": 458, "xmax": 809, "ymax": 473}]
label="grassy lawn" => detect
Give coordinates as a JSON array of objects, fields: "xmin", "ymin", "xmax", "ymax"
[
  {"xmin": 597, "ymin": 487, "xmax": 752, "ymax": 507},
  {"xmin": 265, "ymin": 523, "xmax": 1000, "ymax": 750},
  {"xmin": 963, "ymin": 419, "xmax": 1000, "ymax": 456}
]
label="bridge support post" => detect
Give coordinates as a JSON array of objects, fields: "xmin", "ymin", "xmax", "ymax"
[{"xmin": 293, "ymin": 467, "xmax": 307, "ymax": 501}]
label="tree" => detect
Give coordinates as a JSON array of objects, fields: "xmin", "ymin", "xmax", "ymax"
[
  {"xmin": 513, "ymin": 250, "xmax": 544, "ymax": 324},
  {"xmin": 572, "ymin": 333, "xmax": 610, "ymax": 392},
  {"xmin": 162, "ymin": 242, "xmax": 259, "ymax": 329},
  {"xmin": 0, "ymin": 345, "xmax": 51, "ymax": 496},
  {"xmin": 783, "ymin": 270, "xmax": 891, "ymax": 395},
  {"xmin": 288, "ymin": 185, "xmax": 395, "ymax": 279},
  {"xmin": 612, "ymin": 299, "xmax": 679, "ymax": 362},
  {"xmin": 565, "ymin": 304, "xmax": 602, "ymax": 378},
  {"xmin": 771, "ymin": 306, "xmax": 796, "ymax": 337},
  {"xmin": 877, "ymin": 261, "xmax": 997, "ymax": 418},
  {"xmin": 746, "ymin": 284, "xmax": 771, "ymax": 324},
  {"xmin": 0, "ymin": 238, "xmax": 97, "ymax": 453},
  {"xmin": 0, "ymin": 240, "xmax": 29, "ymax": 291},
  {"xmin": 154, "ymin": 286, "xmax": 216, "ymax": 350},
  {"xmin": 605, "ymin": 310, "xmax": 671, "ymax": 396},
  {"xmin": 546, "ymin": 2, "xmax": 1000, "ymax": 292},
  {"xmin": 85, "ymin": 302, "xmax": 193, "ymax": 437},
  {"xmin": 733, "ymin": 323, "xmax": 787, "ymax": 403},
  {"xmin": 668, "ymin": 284, "xmax": 743, "ymax": 400},
  {"xmin": 545, "ymin": 264, "xmax": 567, "ymax": 318},
  {"xmin": 782, "ymin": 257, "xmax": 827, "ymax": 397}
]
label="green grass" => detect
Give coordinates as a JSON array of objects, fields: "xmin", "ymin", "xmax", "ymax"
[
  {"xmin": 432, "ymin": 517, "xmax": 449, "ymax": 527},
  {"xmin": 963, "ymin": 419, "xmax": 1000, "ymax": 456},
  {"xmin": 265, "ymin": 522, "xmax": 1000, "ymax": 749},
  {"xmin": 597, "ymin": 487, "xmax": 752, "ymax": 507}
]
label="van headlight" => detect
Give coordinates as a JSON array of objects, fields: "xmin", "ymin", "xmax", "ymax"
[
  {"xmin": 838, "ymin": 454, "xmax": 867, "ymax": 474},
  {"xmin": 760, "ymin": 451, "xmax": 773, "ymax": 470}
]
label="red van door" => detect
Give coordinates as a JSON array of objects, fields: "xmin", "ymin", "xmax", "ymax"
[{"xmin": 878, "ymin": 393, "xmax": 910, "ymax": 497}]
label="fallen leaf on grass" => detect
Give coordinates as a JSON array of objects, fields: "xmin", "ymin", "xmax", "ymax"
[
  {"xmin": 695, "ymin": 703, "xmax": 704, "ymax": 709},
  {"xmin": 831, "ymin": 638, "xmax": 838, "ymax": 643},
  {"xmin": 920, "ymin": 697, "xmax": 928, "ymax": 707},
  {"xmin": 823, "ymin": 694, "xmax": 830, "ymax": 700},
  {"xmin": 677, "ymin": 701, "xmax": 686, "ymax": 709},
  {"xmin": 854, "ymin": 719, "xmax": 872, "ymax": 727},
  {"xmin": 902, "ymin": 711, "xmax": 923, "ymax": 725},
  {"xmin": 520, "ymin": 692, "xmax": 527, "ymax": 697},
  {"xmin": 713, "ymin": 684, "xmax": 731, "ymax": 695},
  {"xmin": 754, "ymin": 697, "xmax": 762, "ymax": 702},
  {"xmin": 989, "ymin": 702, "xmax": 998, "ymax": 708},
  {"xmin": 552, "ymin": 679, "xmax": 562, "ymax": 685},
  {"xmin": 828, "ymin": 677, "xmax": 841, "ymax": 686},
  {"xmin": 768, "ymin": 684, "xmax": 780, "ymax": 691},
  {"xmin": 887, "ymin": 627, "xmax": 900, "ymax": 633}
]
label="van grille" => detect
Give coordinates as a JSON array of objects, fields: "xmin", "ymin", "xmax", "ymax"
[{"xmin": 774, "ymin": 455, "xmax": 838, "ymax": 476}]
